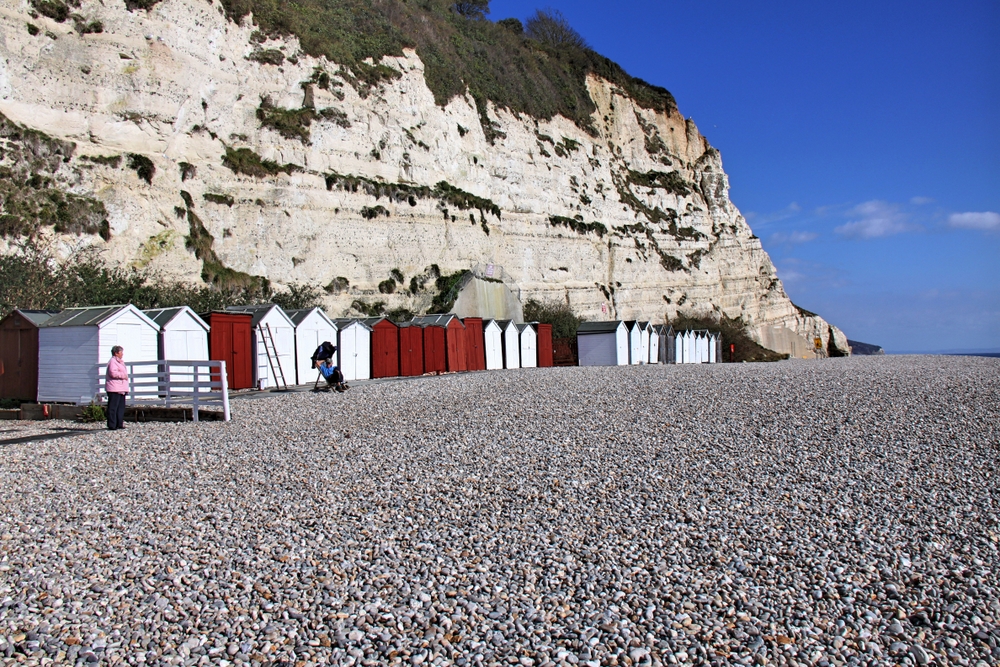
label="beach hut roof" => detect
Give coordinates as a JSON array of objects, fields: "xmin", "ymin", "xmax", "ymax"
[
  {"xmin": 9, "ymin": 309, "xmax": 59, "ymax": 326},
  {"xmin": 577, "ymin": 321, "xmax": 623, "ymax": 334},
  {"xmin": 411, "ymin": 313, "xmax": 461, "ymax": 327},
  {"xmin": 39, "ymin": 304, "xmax": 156, "ymax": 329},
  {"xmin": 285, "ymin": 307, "xmax": 334, "ymax": 327},
  {"xmin": 332, "ymin": 318, "xmax": 373, "ymax": 330},
  {"xmin": 515, "ymin": 322, "xmax": 536, "ymax": 333},
  {"xmin": 225, "ymin": 304, "xmax": 294, "ymax": 327},
  {"xmin": 143, "ymin": 306, "xmax": 209, "ymax": 331}
]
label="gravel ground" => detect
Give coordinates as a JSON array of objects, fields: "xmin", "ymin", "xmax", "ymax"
[{"xmin": 0, "ymin": 355, "xmax": 997, "ymax": 667}]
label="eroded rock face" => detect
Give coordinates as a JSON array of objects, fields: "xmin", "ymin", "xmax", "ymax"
[{"xmin": 0, "ymin": 0, "xmax": 849, "ymax": 355}]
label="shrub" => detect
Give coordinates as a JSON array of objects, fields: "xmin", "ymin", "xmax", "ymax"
[
  {"xmin": 80, "ymin": 402, "xmax": 106, "ymax": 423},
  {"xmin": 203, "ymin": 193, "xmax": 235, "ymax": 207},
  {"xmin": 221, "ymin": 146, "xmax": 299, "ymax": 178},
  {"xmin": 217, "ymin": 0, "xmax": 676, "ymax": 137},
  {"xmin": 549, "ymin": 215, "xmax": 606, "ymax": 238},
  {"xmin": 30, "ymin": 0, "xmax": 76, "ymax": 23},
  {"xmin": 325, "ymin": 276, "xmax": 350, "ymax": 294},
  {"xmin": 248, "ymin": 49, "xmax": 285, "ymax": 66},
  {"xmin": 390, "ymin": 268, "xmax": 404, "ymax": 283},
  {"xmin": 127, "ymin": 153, "xmax": 155, "ymax": 184},
  {"xmin": 452, "ymin": 1, "xmax": 489, "ymax": 18},
  {"xmin": 525, "ymin": 9, "xmax": 588, "ymax": 50},
  {"xmin": 523, "ymin": 298, "xmax": 581, "ymax": 339},
  {"xmin": 428, "ymin": 269, "xmax": 471, "ymax": 314},
  {"xmin": 667, "ymin": 314, "xmax": 789, "ymax": 363},
  {"xmin": 378, "ymin": 279, "xmax": 396, "ymax": 294},
  {"xmin": 179, "ymin": 162, "xmax": 196, "ymax": 181},
  {"xmin": 360, "ymin": 205, "xmax": 389, "ymax": 220}
]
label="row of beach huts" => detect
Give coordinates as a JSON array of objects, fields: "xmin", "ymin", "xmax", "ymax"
[{"xmin": 0, "ymin": 304, "xmax": 720, "ymax": 404}]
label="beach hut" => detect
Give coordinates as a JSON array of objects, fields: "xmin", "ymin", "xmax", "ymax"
[
  {"xmin": 364, "ymin": 317, "xmax": 400, "ymax": 379},
  {"xmin": 623, "ymin": 321, "xmax": 643, "ymax": 365},
  {"xmin": 37, "ymin": 305, "xmax": 159, "ymax": 404},
  {"xmin": 483, "ymin": 319, "xmax": 504, "ymax": 370},
  {"xmin": 660, "ymin": 325, "xmax": 674, "ymax": 364},
  {"xmin": 419, "ymin": 322, "xmax": 447, "ymax": 374},
  {"xmin": 496, "ymin": 320, "xmax": 520, "ymax": 369},
  {"xmin": 0, "ymin": 309, "xmax": 57, "ymax": 402},
  {"xmin": 332, "ymin": 319, "xmax": 372, "ymax": 382},
  {"xmin": 226, "ymin": 305, "xmax": 296, "ymax": 389},
  {"xmin": 576, "ymin": 321, "xmax": 629, "ymax": 366},
  {"xmin": 462, "ymin": 317, "xmax": 486, "ymax": 371},
  {"xmin": 203, "ymin": 311, "xmax": 254, "ymax": 390},
  {"xmin": 648, "ymin": 324, "xmax": 660, "ymax": 364},
  {"xmin": 681, "ymin": 330, "xmax": 693, "ymax": 364},
  {"xmin": 536, "ymin": 323, "xmax": 554, "ymax": 367},
  {"xmin": 143, "ymin": 307, "xmax": 210, "ymax": 388},
  {"xmin": 398, "ymin": 323, "xmax": 424, "ymax": 377},
  {"xmin": 517, "ymin": 323, "xmax": 538, "ymax": 368},
  {"xmin": 638, "ymin": 322, "xmax": 651, "ymax": 365},
  {"xmin": 286, "ymin": 307, "xmax": 337, "ymax": 385},
  {"xmin": 413, "ymin": 315, "xmax": 467, "ymax": 372}
]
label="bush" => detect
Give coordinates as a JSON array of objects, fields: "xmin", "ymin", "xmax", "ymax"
[
  {"xmin": 221, "ymin": 146, "xmax": 299, "ymax": 178},
  {"xmin": 667, "ymin": 314, "xmax": 789, "ymax": 363},
  {"xmin": 218, "ymin": 0, "xmax": 675, "ymax": 137},
  {"xmin": 525, "ymin": 9, "xmax": 588, "ymax": 50},
  {"xmin": 0, "ymin": 238, "xmax": 322, "ymax": 319},
  {"xmin": 523, "ymin": 298, "xmax": 581, "ymax": 339},
  {"xmin": 127, "ymin": 153, "xmax": 155, "ymax": 184},
  {"xmin": 452, "ymin": 1, "xmax": 489, "ymax": 18},
  {"xmin": 80, "ymin": 402, "xmax": 106, "ymax": 423}
]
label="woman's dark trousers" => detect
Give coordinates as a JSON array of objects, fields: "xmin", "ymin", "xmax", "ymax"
[{"xmin": 107, "ymin": 392, "xmax": 126, "ymax": 429}]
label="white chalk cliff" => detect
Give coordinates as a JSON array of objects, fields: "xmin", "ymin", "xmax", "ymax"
[{"xmin": 0, "ymin": 0, "xmax": 850, "ymax": 356}]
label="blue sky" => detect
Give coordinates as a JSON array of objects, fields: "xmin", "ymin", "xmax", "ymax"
[{"xmin": 490, "ymin": 0, "xmax": 1000, "ymax": 352}]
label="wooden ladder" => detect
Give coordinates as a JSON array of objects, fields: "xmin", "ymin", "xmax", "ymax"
[{"xmin": 258, "ymin": 323, "xmax": 288, "ymax": 391}]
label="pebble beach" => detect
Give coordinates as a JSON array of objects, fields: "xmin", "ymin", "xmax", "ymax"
[{"xmin": 1, "ymin": 355, "xmax": 997, "ymax": 667}]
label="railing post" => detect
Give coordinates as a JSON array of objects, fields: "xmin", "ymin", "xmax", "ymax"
[
  {"xmin": 192, "ymin": 363, "xmax": 200, "ymax": 423},
  {"xmin": 219, "ymin": 360, "xmax": 230, "ymax": 422},
  {"xmin": 164, "ymin": 361, "xmax": 171, "ymax": 408}
]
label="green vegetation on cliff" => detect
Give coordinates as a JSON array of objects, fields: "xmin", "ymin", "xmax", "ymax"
[{"xmin": 219, "ymin": 0, "xmax": 675, "ymax": 136}]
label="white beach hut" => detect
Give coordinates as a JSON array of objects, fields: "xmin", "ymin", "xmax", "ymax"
[
  {"xmin": 698, "ymin": 331, "xmax": 710, "ymax": 363},
  {"xmin": 639, "ymin": 321, "xmax": 653, "ymax": 364},
  {"xmin": 483, "ymin": 319, "xmax": 504, "ymax": 370},
  {"xmin": 648, "ymin": 324, "xmax": 660, "ymax": 364},
  {"xmin": 624, "ymin": 321, "xmax": 644, "ymax": 365},
  {"xmin": 708, "ymin": 333, "xmax": 717, "ymax": 363},
  {"xmin": 680, "ymin": 330, "xmax": 692, "ymax": 364},
  {"xmin": 333, "ymin": 319, "xmax": 372, "ymax": 382},
  {"xmin": 577, "ymin": 321, "xmax": 629, "ymax": 366},
  {"xmin": 143, "ymin": 307, "xmax": 210, "ymax": 387},
  {"xmin": 517, "ymin": 323, "xmax": 537, "ymax": 368},
  {"xmin": 287, "ymin": 308, "xmax": 338, "ymax": 385},
  {"xmin": 226, "ymin": 305, "xmax": 295, "ymax": 389},
  {"xmin": 496, "ymin": 320, "xmax": 520, "ymax": 369},
  {"xmin": 38, "ymin": 305, "xmax": 159, "ymax": 404}
]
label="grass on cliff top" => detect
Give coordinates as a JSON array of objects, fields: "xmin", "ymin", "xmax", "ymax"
[{"xmin": 219, "ymin": 0, "xmax": 676, "ymax": 135}]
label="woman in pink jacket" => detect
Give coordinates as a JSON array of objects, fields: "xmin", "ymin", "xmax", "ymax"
[{"xmin": 105, "ymin": 345, "xmax": 128, "ymax": 430}]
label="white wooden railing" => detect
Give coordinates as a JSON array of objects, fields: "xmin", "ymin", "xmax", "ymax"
[{"xmin": 95, "ymin": 360, "xmax": 230, "ymax": 422}]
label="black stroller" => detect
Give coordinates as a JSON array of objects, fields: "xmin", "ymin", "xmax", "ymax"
[{"xmin": 311, "ymin": 341, "xmax": 349, "ymax": 392}]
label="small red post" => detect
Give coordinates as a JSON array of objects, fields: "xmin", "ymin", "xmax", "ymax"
[{"xmin": 730, "ymin": 343, "xmax": 735, "ymax": 363}]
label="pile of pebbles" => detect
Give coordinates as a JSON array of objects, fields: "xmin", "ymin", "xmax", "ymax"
[{"xmin": 0, "ymin": 355, "xmax": 997, "ymax": 667}]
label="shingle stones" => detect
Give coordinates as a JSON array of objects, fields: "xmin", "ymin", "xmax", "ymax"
[{"xmin": 0, "ymin": 355, "xmax": 997, "ymax": 666}]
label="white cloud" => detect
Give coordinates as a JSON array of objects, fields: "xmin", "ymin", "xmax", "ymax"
[
  {"xmin": 948, "ymin": 211, "xmax": 1000, "ymax": 231},
  {"xmin": 770, "ymin": 230, "xmax": 818, "ymax": 245},
  {"xmin": 748, "ymin": 202, "xmax": 802, "ymax": 226},
  {"xmin": 835, "ymin": 200, "xmax": 912, "ymax": 239},
  {"xmin": 910, "ymin": 196, "xmax": 933, "ymax": 205}
]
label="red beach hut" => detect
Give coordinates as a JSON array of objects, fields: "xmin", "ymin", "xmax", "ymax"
[
  {"xmin": 398, "ymin": 323, "xmax": 424, "ymax": 377},
  {"xmin": 537, "ymin": 323, "xmax": 554, "ymax": 367},
  {"xmin": 413, "ymin": 314, "xmax": 467, "ymax": 372},
  {"xmin": 462, "ymin": 317, "xmax": 486, "ymax": 371},
  {"xmin": 0, "ymin": 309, "xmax": 57, "ymax": 402},
  {"xmin": 202, "ymin": 311, "xmax": 254, "ymax": 390},
  {"xmin": 364, "ymin": 317, "xmax": 400, "ymax": 379},
  {"xmin": 421, "ymin": 323, "xmax": 447, "ymax": 374}
]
